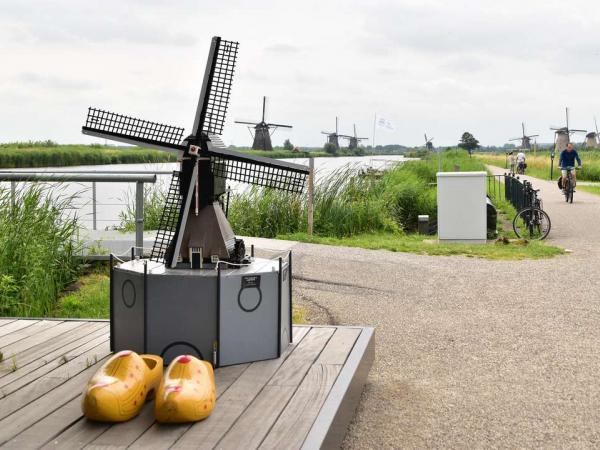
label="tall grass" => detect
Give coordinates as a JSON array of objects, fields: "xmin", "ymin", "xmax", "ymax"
[
  {"xmin": 118, "ymin": 184, "xmax": 167, "ymax": 232},
  {"xmin": 0, "ymin": 186, "xmax": 81, "ymax": 316}
]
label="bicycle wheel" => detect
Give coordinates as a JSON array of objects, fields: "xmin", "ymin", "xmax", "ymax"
[
  {"xmin": 513, "ymin": 207, "xmax": 551, "ymax": 240},
  {"xmin": 569, "ymin": 177, "xmax": 574, "ymax": 203},
  {"xmin": 564, "ymin": 178, "xmax": 570, "ymax": 202}
]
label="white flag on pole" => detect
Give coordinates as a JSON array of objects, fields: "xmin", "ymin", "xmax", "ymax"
[{"xmin": 375, "ymin": 115, "xmax": 395, "ymax": 131}]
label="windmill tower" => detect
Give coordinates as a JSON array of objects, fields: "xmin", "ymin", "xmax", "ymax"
[
  {"xmin": 340, "ymin": 124, "xmax": 368, "ymax": 149},
  {"xmin": 424, "ymin": 133, "xmax": 434, "ymax": 151},
  {"xmin": 550, "ymin": 107, "xmax": 586, "ymax": 151},
  {"xmin": 585, "ymin": 118, "xmax": 599, "ymax": 148},
  {"xmin": 509, "ymin": 123, "xmax": 538, "ymax": 150},
  {"xmin": 321, "ymin": 117, "xmax": 341, "ymax": 149},
  {"xmin": 81, "ymin": 36, "xmax": 309, "ymax": 365},
  {"xmin": 235, "ymin": 97, "xmax": 292, "ymax": 151}
]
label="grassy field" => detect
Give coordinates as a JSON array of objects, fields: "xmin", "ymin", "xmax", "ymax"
[{"xmin": 476, "ymin": 150, "xmax": 600, "ymax": 182}]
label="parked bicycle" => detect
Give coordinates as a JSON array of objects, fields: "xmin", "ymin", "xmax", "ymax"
[{"xmin": 512, "ymin": 187, "xmax": 551, "ymax": 240}]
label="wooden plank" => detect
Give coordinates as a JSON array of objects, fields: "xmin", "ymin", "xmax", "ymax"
[
  {"xmin": 0, "ymin": 327, "xmax": 109, "ymax": 396},
  {"xmin": 0, "ymin": 354, "xmax": 110, "ymax": 446},
  {"xmin": 0, "ymin": 341, "xmax": 110, "ymax": 422},
  {"xmin": 0, "ymin": 321, "xmax": 99, "ymax": 376},
  {"xmin": 84, "ymin": 362, "xmax": 251, "ymax": 450},
  {"xmin": 301, "ymin": 328, "xmax": 375, "ymax": 450},
  {"xmin": 0, "ymin": 320, "xmax": 37, "ymax": 339},
  {"xmin": 170, "ymin": 326, "xmax": 318, "ymax": 450},
  {"xmin": 218, "ymin": 328, "xmax": 352, "ymax": 449},
  {"xmin": 129, "ymin": 329, "xmax": 310, "ymax": 450},
  {"xmin": 0, "ymin": 319, "xmax": 17, "ymax": 327},
  {"xmin": 260, "ymin": 365, "xmax": 342, "ymax": 450},
  {"xmin": 0, "ymin": 320, "xmax": 59, "ymax": 349}
]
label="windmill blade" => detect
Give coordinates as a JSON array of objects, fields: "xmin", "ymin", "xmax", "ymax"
[
  {"xmin": 321, "ymin": 131, "xmax": 333, "ymax": 135},
  {"xmin": 81, "ymin": 107, "xmax": 186, "ymax": 154},
  {"xmin": 522, "ymin": 122, "xmax": 526, "ymax": 137},
  {"xmin": 335, "ymin": 117, "xmax": 339, "ymax": 134},
  {"xmin": 235, "ymin": 120, "xmax": 259, "ymax": 125},
  {"xmin": 208, "ymin": 147, "xmax": 309, "ymax": 193},
  {"xmin": 525, "ymin": 134, "xmax": 540, "ymax": 138},
  {"xmin": 595, "ymin": 117, "xmax": 599, "ymax": 136},
  {"xmin": 570, "ymin": 129, "xmax": 587, "ymax": 133},
  {"xmin": 192, "ymin": 37, "xmax": 239, "ymax": 136},
  {"xmin": 267, "ymin": 123, "xmax": 293, "ymax": 129},
  {"xmin": 261, "ymin": 96, "xmax": 267, "ymax": 123},
  {"xmin": 509, "ymin": 138, "xmax": 522, "ymax": 141}
]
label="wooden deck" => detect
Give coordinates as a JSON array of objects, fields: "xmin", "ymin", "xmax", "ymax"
[{"xmin": 0, "ymin": 318, "xmax": 373, "ymax": 449}]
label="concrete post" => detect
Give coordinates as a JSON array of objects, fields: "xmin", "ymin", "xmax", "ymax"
[
  {"xmin": 92, "ymin": 181, "xmax": 97, "ymax": 231},
  {"xmin": 135, "ymin": 181, "xmax": 144, "ymax": 257},
  {"xmin": 307, "ymin": 157, "xmax": 314, "ymax": 235}
]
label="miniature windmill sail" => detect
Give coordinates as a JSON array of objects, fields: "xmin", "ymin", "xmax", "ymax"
[
  {"xmin": 235, "ymin": 97, "xmax": 292, "ymax": 151},
  {"xmin": 82, "ymin": 36, "xmax": 309, "ymax": 268},
  {"xmin": 424, "ymin": 133, "xmax": 434, "ymax": 151},
  {"xmin": 340, "ymin": 124, "xmax": 368, "ymax": 149}
]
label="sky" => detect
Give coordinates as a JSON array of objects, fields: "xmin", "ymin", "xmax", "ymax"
[{"xmin": 1, "ymin": 0, "xmax": 599, "ymax": 148}]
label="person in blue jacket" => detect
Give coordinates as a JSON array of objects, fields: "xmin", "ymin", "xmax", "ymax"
[{"xmin": 559, "ymin": 143, "xmax": 582, "ymax": 189}]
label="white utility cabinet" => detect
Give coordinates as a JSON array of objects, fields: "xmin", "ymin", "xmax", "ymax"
[{"xmin": 437, "ymin": 171, "xmax": 487, "ymax": 243}]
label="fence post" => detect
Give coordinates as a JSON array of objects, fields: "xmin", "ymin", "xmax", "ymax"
[
  {"xmin": 307, "ymin": 157, "xmax": 314, "ymax": 235},
  {"xmin": 92, "ymin": 181, "xmax": 97, "ymax": 231},
  {"xmin": 10, "ymin": 181, "xmax": 16, "ymax": 211},
  {"xmin": 135, "ymin": 181, "xmax": 144, "ymax": 257}
]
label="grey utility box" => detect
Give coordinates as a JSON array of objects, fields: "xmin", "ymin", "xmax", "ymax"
[
  {"xmin": 110, "ymin": 256, "xmax": 292, "ymax": 366},
  {"xmin": 437, "ymin": 171, "xmax": 487, "ymax": 243}
]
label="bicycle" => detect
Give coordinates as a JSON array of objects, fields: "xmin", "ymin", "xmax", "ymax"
[
  {"xmin": 517, "ymin": 161, "xmax": 526, "ymax": 175},
  {"xmin": 512, "ymin": 186, "xmax": 551, "ymax": 240},
  {"xmin": 561, "ymin": 166, "xmax": 579, "ymax": 204}
]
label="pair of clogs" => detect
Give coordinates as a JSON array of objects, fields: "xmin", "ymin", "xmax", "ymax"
[{"xmin": 81, "ymin": 351, "xmax": 216, "ymax": 423}]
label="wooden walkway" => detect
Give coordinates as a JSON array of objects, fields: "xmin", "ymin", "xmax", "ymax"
[{"xmin": 0, "ymin": 318, "xmax": 373, "ymax": 449}]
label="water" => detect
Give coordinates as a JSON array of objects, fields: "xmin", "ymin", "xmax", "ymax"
[{"xmin": 5, "ymin": 155, "xmax": 411, "ymax": 229}]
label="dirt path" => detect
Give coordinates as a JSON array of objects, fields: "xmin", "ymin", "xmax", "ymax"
[{"xmin": 289, "ymin": 168, "xmax": 600, "ymax": 448}]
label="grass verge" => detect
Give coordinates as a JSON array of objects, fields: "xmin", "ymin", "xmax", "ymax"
[{"xmin": 279, "ymin": 232, "xmax": 564, "ymax": 260}]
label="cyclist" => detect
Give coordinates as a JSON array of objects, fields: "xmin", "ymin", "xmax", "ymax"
[
  {"xmin": 516, "ymin": 151, "xmax": 526, "ymax": 174},
  {"xmin": 559, "ymin": 143, "xmax": 582, "ymax": 190}
]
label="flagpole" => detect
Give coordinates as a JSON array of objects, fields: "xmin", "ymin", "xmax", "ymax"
[{"xmin": 372, "ymin": 113, "xmax": 376, "ymax": 155}]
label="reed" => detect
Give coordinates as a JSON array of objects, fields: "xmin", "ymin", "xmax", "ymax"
[{"xmin": 0, "ymin": 185, "xmax": 81, "ymax": 316}]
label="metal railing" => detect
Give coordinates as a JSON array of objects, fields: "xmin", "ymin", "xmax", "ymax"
[
  {"xmin": 0, "ymin": 171, "xmax": 165, "ymax": 257},
  {"xmin": 504, "ymin": 173, "xmax": 539, "ymax": 211}
]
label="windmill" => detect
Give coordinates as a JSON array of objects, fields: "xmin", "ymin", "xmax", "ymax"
[
  {"xmin": 82, "ymin": 36, "xmax": 310, "ymax": 365},
  {"xmin": 235, "ymin": 96, "xmax": 292, "ymax": 151},
  {"xmin": 424, "ymin": 133, "xmax": 434, "ymax": 151},
  {"xmin": 321, "ymin": 117, "xmax": 341, "ymax": 149},
  {"xmin": 340, "ymin": 124, "xmax": 368, "ymax": 149},
  {"xmin": 509, "ymin": 122, "xmax": 539, "ymax": 150},
  {"xmin": 550, "ymin": 107, "xmax": 586, "ymax": 151},
  {"xmin": 585, "ymin": 117, "xmax": 599, "ymax": 148}
]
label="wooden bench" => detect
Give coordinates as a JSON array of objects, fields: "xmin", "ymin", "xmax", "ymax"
[{"xmin": 0, "ymin": 318, "xmax": 373, "ymax": 449}]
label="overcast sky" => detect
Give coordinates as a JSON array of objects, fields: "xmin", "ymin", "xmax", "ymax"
[{"xmin": 1, "ymin": 0, "xmax": 599, "ymax": 148}]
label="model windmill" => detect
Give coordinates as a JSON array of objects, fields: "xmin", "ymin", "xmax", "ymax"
[
  {"xmin": 585, "ymin": 118, "xmax": 599, "ymax": 148},
  {"xmin": 509, "ymin": 123, "xmax": 539, "ymax": 150},
  {"xmin": 340, "ymin": 124, "xmax": 368, "ymax": 149},
  {"xmin": 550, "ymin": 107, "xmax": 586, "ymax": 152},
  {"xmin": 424, "ymin": 133, "xmax": 434, "ymax": 151},
  {"xmin": 321, "ymin": 117, "xmax": 341, "ymax": 149},
  {"xmin": 235, "ymin": 97, "xmax": 292, "ymax": 151},
  {"xmin": 82, "ymin": 37, "xmax": 308, "ymax": 268},
  {"xmin": 82, "ymin": 36, "xmax": 309, "ymax": 367}
]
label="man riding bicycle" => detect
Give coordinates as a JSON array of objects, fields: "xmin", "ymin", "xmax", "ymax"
[{"xmin": 559, "ymin": 143, "xmax": 582, "ymax": 189}]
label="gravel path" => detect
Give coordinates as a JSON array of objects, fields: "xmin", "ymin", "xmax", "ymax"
[{"xmin": 288, "ymin": 167, "xmax": 600, "ymax": 448}]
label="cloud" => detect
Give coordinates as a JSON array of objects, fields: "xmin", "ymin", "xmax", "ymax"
[
  {"xmin": 16, "ymin": 73, "xmax": 97, "ymax": 91},
  {"xmin": 264, "ymin": 44, "xmax": 301, "ymax": 54}
]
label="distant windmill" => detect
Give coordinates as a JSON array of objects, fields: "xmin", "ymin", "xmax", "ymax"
[
  {"xmin": 424, "ymin": 133, "xmax": 434, "ymax": 151},
  {"xmin": 340, "ymin": 124, "xmax": 368, "ymax": 149},
  {"xmin": 235, "ymin": 96, "xmax": 292, "ymax": 151},
  {"xmin": 550, "ymin": 107, "xmax": 586, "ymax": 151},
  {"xmin": 585, "ymin": 117, "xmax": 599, "ymax": 148},
  {"xmin": 509, "ymin": 122, "xmax": 539, "ymax": 149},
  {"xmin": 321, "ymin": 117, "xmax": 341, "ymax": 149}
]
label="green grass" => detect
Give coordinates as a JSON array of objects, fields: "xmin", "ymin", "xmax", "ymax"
[
  {"xmin": 0, "ymin": 185, "xmax": 81, "ymax": 317},
  {"xmin": 280, "ymin": 232, "xmax": 564, "ymax": 260},
  {"xmin": 53, "ymin": 271, "xmax": 110, "ymax": 319},
  {"xmin": 577, "ymin": 184, "xmax": 600, "ymax": 196},
  {"xmin": 476, "ymin": 150, "xmax": 600, "ymax": 182},
  {"xmin": 0, "ymin": 143, "xmax": 177, "ymax": 168}
]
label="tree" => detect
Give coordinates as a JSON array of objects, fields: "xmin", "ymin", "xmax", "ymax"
[
  {"xmin": 324, "ymin": 142, "xmax": 338, "ymax": 155},
  {"xmin": 458, "ymin": 132, "xmax": 480, "ymax": 156},
  {"xmin": 283, "ymin": 139, "xmax": 293, "ymax": 151}
]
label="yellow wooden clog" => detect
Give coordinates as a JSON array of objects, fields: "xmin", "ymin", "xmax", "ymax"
[
  {"xmin": 82, "ymin": 350, "xmax": 163, "ymax": 422},
  {"xmin": 154, "ymin": 354, "xmax": 216, "ymax": 423}
]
